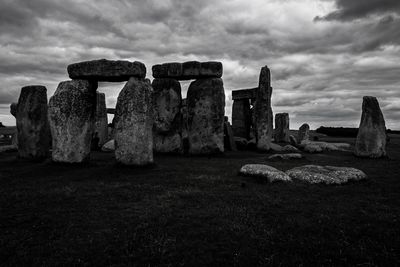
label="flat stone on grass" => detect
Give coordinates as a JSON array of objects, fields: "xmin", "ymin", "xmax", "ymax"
[{"xmin": 239, "ymin": 164, "xmax": 292, "ymax": 182}]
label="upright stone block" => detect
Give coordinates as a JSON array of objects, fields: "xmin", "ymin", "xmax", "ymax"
[
  {"xmin": 114, "ymin": 77, "xmax": 153, "ymax": 165},
  {"xmin": 274, "ymin": 113, "xmax": 290, "ymax": 143},
  {"xmin": 16, "ymin": 86, "xmax": 50, "ymax": 159},
  {"xmin": 224, "ymin": 118, "xmax": 237, "ymax": 151},
  {"xmin": 48, "ymin": 80, "xmax": 97, "ymax": 163},
  {"xmin": 187, "ymin": 78, "xmax": 225, "ymax": 154},
  {"xmin": 152, "ymin": 78, "xmax": 183, "ymax": 153},
  {"xmin": 297, "ymin": 123, "xmax": 310, "ymax": 143},
  {"xmin": 232, "ymin": 99, "xmax": 251, "ymax": 139},
  {"xmin": 95, "ymin": 92, "xmax": 108, "ymax": 146},
  {"xmin": 254, "ymin": 66, "xmax": 273, "ymax": 151},
  {"xmin": 354, "ymin": 96, "xmax": 387, "ymax": 158}
]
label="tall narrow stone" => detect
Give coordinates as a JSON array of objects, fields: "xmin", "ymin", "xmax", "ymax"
[
  {"xmin": 48, "ymin": 80, "xmax": 97, "ymax": 163},
  {"xmin": 152, "ymin": 78, "xmax": 183, "ymax": 153},
  {"xmin": 16, "ymin": 86, "xmax": 50, "ymax": 159},
  {"xmin": 114, "ymin": 77, "xmax": 153, "ymax": 165},
  {"xmin": 254, "ymin": 66, "xmax": 273, "ymax": 151},
  {"xmin": 232, "ymin": 99, "xmax": 251, "ymax": 139},
  {"xmin": 297, "ymin": 123, "xmax": 310, "ymax": 143},
  {"xmin": 95, "ymin": 92, "xmax": 108, "ymax": 146},
  {"xmin": 274, "ymin": 113, "xmax": 289, "ymax": 143},
  {"xmin": 354, "ymin": 96, "xmax": 387, "ymax": 158},
  {"xmin": 187, "ymin": 78, "xmax": 225, "ymax": 154}
]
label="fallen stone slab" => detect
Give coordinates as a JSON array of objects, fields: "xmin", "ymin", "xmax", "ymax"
[
  {"xmin": 300, "ymin": 140, "xmax": 351, "ymax": 153},
  {"xmin": 282, "ymin": 144, "xmax": 300, "ymax": 153},
  {"xmin": 286, "ymin": 165, "xmax": 367, "ymax": 184},
  {"xmin": 152, "ymin": 61, "xmax": 223, "ymax": 80},
  {"xmin": 68, "ymin": 59, "xmax": 146, "ymax": 82},
  {"xmin": 0, "ymin": 144, "xmax": 17, "ymax": 153},
  {"xmin": 270, "ymin": 143, "xmax": 283, "ymax": 152},
  {"xmin": 101, "ymin": 139, "xmax": 115, "ymax": 152},
  {"xmin": 268, "ymin": 153, "xmax": 303, "ymax": 161},
  {"xmin": 239, "ymin": 164, "xmax": 292, "ymax": 182}
]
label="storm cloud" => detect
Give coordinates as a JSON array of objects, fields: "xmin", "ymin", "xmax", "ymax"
[{"xmin": 0, "ymin": 0, "xmax": 399, "ymax": 129}]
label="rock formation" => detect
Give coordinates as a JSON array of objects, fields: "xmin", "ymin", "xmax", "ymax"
[
  {"xmin": 254, "ymin": 66, "xmax": 273, "ymax": 151},
  {"xmin": 152, "ymin": 61, "xmax": 222, "ymax": 80},
  {"xmin": 48, "ymin": 80, "xmax": 97, "ymax": 163},
  {"xmin": 239, "ymin": 164, "xmax": 292, "ymax": 182},
  {"xmin": 114, "ymin": 77, "xmax": 154, "ymax": 165},
  {"xmin": 274, "ymin": 113, "xmax": 289, "ymax": 143},
  {"xmin": 232, "ymin": 99, "xmax": 251, "ymax": 139},
  {"xmin": 187, "ymin": 78, "xmax": 225, "ymax": 154},
  {"xmin": 354, "ymin": 96, "xmax": 387, "ymax": 158},
  {"xmin": 152, "ymin": 78, "xmax": 183, "ymax": 154},
  {"xmin": 224, "ymin": 118, "xmax": 237, "ymax": 151},
  {"xmin": 95, "ymin": 92, "xmax": 108, "ymax": 146},
  {"xmin": 16, "ymin": 85, "xmax": 50, "ymax": 160},
  {"xmin": 297, "ymin": 123, "xmax": 310, "ymax": 143}
]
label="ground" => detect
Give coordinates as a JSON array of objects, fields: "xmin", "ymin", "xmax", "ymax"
[{"xmin": 1, "ymin": 135, "xmax": 399, "ymax": 266}]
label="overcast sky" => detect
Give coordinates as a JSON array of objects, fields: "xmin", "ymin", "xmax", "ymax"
[{"xmin": 0, "ymin": 0, "xmax": 399, "ymax": 129}]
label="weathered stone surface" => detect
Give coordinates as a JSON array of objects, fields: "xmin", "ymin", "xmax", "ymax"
[
  {"xmin": 0, "ymin": 144, "xmax": 17, "ymax": 153},
  {"xmin": 114, "ymin": 77, "xmax": 153, "ymax": 165},
  {"xmin": 297, "ymin": 123, "xmax": 310, "ymax": 143},
  {"xmin": 254, "ymin": 66, "xmax": 273, "ymax": 151},
  {"xmin": 270, "ymin": 143, "xmax": 283, "ymax": 152},
  {"xmin": 9, "ymin": 104, "xmax": 18, "ymax": 146},
  {"xmin": 234, "ymin": 137, "xmax": 248, "ymax": 150},
  {"xmin": 239, "ymin": 164, "xmax": 291, "ymax": 182},
  {"xmin": 152, "ymin": 61, "xmax": 223, "ymax": 80},
  {"xmin": 16, "ymin": 85, "xmax": 50, "ymax": 159},
  {"xmin": 187, "ymin": 78, "xmax": 225, "ymax": 154},
  {"xmin": 95, "ymin": 92, "xmax": 108, "ymax": 146},
  {"xmin": 354, "ymin": 96, "xmax": 387, "ymax": 158},
  {"xmin": 101, "ymin": 139, "xmax": 115, "ymax": 152},
  {"xmin": 152, "ymin": 78, "xmax": 182, "ymax": 154},
  {"xmin": 286, "ymin": 165, "xmax": 367, "ymax": 184},
  {"xmin": 289, "ymin": 135, "xmax": 298, "ymax": 147},
  {"xmin": 274, "ymin": 113, "xmax": 289, "ymax": 143},
  {"xmin": 67, "ymin": 59, "xmax": 146, "ymax": 82},
  {"xmin": 268, "ymin": 153, "xmax": 303, "ymax": 160},
  {"xmin": 10, "ymin": 103, "xmax": 17, "ymax": 117},
  {"xmin": 232, "ymin": 99, "xmax": 251, "ymax": 139},
  {"xmin": 282, "ymin": 144, "xmax": 300, "ymax": 153},
  {"xmin": 224, "ymin": 119, "xmax": 237, "ymax": 151},
  {"xmin": 300, "ymin": 140, "xmax": 351, "ymax": 153},
  {"xmin": 48, "ymin": 80, "xmax": 97, "ymax": 163},
  {"xmin": 231, "ymin": 88, "xmax": 257, "ymax": 100}
]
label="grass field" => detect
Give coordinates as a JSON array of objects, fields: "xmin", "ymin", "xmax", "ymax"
[{"xmin": 1, "ymin": 135, "xmax": 399, "ymax": 266}]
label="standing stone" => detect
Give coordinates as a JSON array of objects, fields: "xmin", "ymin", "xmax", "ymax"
[
  {"xmin": 10, "ymin": 103, "xmax": 17, "ymax": 117},
  {"xmin": 16, "ymin": 86, "xmax": 50, "ymax": 159},
  {"xmin": 254, "ymin": 66, "xmax": 273, "ymax": 151},
  {"xmin": 274, "ymin": 113, "xmax": 290, "ymax": 143},
  {"xmin": 297, "ymin": 123, "xmax": 310, "ymax": 143},
  {"xmin": 48, "ymin": 80, "xmax": 97, "ymax": 163},
  {"xmin": 354, "ymin": 96, "xmax": 387, "ymax": 158},
  {"xmin": 114, "ymin": 77, "xmax": 153, "ymax": 165},
  {"xmin": 232, "ymin": 99, "xmax": 251, "ymax": 139},
  {"xmin": 152, "ymin": 78, "xmax": 183, "ymax": 154},
  {"xmin": 187, "ymin": 78, "xmax": 225, "ymax": 154},
  {"xmin": 95, "ymin": 92, "xmax": 108, "ymax": 146},
  {"xmin": 181, "ymin": 98, "xmax": 189, "ymax": 154},
  {"xmin": 10, "ymin": 103, "xmax": 18, "ymax": 146},
  {"xmin": 224, "ymin": 117, "xmax": 237, "ymax": 151}
]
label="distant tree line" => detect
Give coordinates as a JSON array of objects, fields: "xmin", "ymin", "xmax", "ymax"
[{"xmin": 316, "ymin": 126, "xmax": 400, "ymax": 137}]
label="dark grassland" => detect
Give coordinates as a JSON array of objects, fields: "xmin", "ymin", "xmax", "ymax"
[{"xmin": 1, "ymin": 135, "xmax": 399, "ymax": 266}]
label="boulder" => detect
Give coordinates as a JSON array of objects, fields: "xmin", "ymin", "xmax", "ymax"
[
  {"xmin": 268, "ymin": 153, "xmax": 303, "ymax": 161},
  {"xmin": 286, "ymin": 165, "xmax": 367, "ymax": 184},
  {"xmin": 289, "ymin": 135, "xmax": 298, "ymax": 147},
  {"xmin": 152, "ymin": 61, "xmax": 223, "ymax": 80},
  {"xmin": 10, "ymin": 103, "xmax": 17, "ymax": 117},
  {"xmin": 48, "ymin": 80, "xmax": 97, "ymax": 163},
  {"xmin": 67, "ymin": 59, "xmax": 146, "ymax": 82},
  {"xmin": 95, "ymin": 92, "xmax": 108, "ymax": 146},
  {"xmin": 254, "ymin": 66, "xmax": 273, "ymax": 151},
  {"xmin": 114, "ymin": 77, "xmax": 153, "ymax": 165},
  {"xmin": 187, "ymin": 78, "xmax": 225, "ymax": 155},
  {"xmin": 354, "ymin": 96, "xmax": 387, "ymax": 158},
  {"xmin": 297, "ymin": 123, "xmax": 310, "ymax": 143},
  {"xmin": 270, "ymin": 143, "xmax": 283, "ymax": 152},
  {"xmin": 16, "ymin": 85, "xmax": 50, "ymax": 160},
  {"xmin": 101, "ymin": 139, "xmax": 115, "ymax": 152},
  {"xmin": 239, "ymin": 164, "xmax": 291, "ymax": 182},
  {"xmin": 274, "ymin": 113, "xmax": 289, "ymax": 143},
  {"xmin": 282, "ymin": 144, "xmax": 300, "ymax": 153},
  {"xmin": 232, "ymin": 99, "xmax": 251, "ymax": 139},
  {"xmin": 300, "ymin": 140, "xmax": 351, "ymax": 153},
  {"xmin": 152, "ymin": 78, "xmax": 183, "ymax": 154},
  {"xmin": 303, "ymin": 143, "xmax": 323, "ymax": 153}
]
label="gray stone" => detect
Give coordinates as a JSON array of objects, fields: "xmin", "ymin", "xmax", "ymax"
[
  {"xmin": 187, "ymin": 78, "xmax": 225, "ymax": 154},
  {"xmin": 354, "ymin": 96, "xmax": 387, "ymax": 158},
  {"xmin": 16, "ymin": 85, "xmax": 50, "ymax": 159},
  {"xmin": 224, "ymin": 120, "xmax": 237, "ymax": 151},
  {"xmin": 268, "ymin": 153, "xmax": 303, "ymax": 160},
  {"xmin": 270, "ymin": 143, "xmax": 283, "ymax": 152},
  {"xmin": 297, "ymin": 123, "xmax": 310, "ymax": 143},
  {"xmin": 234, "ymin": 137, "xmax": 248, "ymax": 150},
  {"xmin": 286, "ymin": 165, "xmax": 367, "ymax": 184},
  {"xmin": 254, "ymin": 66, "xmax": 273, "ymax": 151},
  {"xmin": 239, "ymin": 164, "xmax": 291, "ymax": 182},
  {"xmin": 101, "ymin": 139, "xmax": 115, "ymax": 152},
  {"xmin": 231, "ymin": 88, "xmax": 257, "ymax": 100},
  {"xmin": 48, "ymin": 80, "xmax": 97, "ymax": 163},
  {"xmin": 67, "ymin": 59, "xmax": 146, "ymax": 82},
  {"xmin": 0, "ymin": 144, "xmax": 17, "ymax": 153},
  {"xmin": 232, "ymin": 99, "xmax": 251, "ymax": 139},
  {"xmin": 282, "ymin": 144, "xmax": 300, "ymax": 153},
  {"xmin": 152, "ymin": 61, "xmax": 223, "ymax": 80},
  {"xmin": 152, "ymin": 78, "xmax": 183, "ymax": 153},
  {"xmin": 95, "ymin": 92, "xmax": 108, "ymax": 146},
  {"xmin": 274, "ymin": 113, "xmax": 289, "ymax": 143},
  {"xmin": 289, "ymin": 135, "xmax": 298, "ymax": 147},
  {"xmin": 10, "ymin": 103, "xmax": 17, "ymax": 117},
  {"xmin": 300, "ymin": 140, "xmax": 351, "ymax": 153},
  {"xmin": 114, "ymin": 77, "xmax": 153, "ymax": 165}
]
